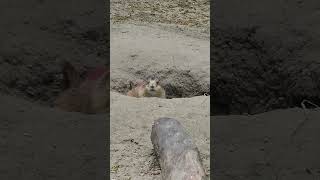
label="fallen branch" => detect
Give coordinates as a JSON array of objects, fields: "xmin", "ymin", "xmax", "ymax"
[
  {"xmin": 291, "ymin": 99, "xmax": 320, "ymax": 138},
  {"xmin": 151, "ymin": 117, "xmax": 207, "ymax": 180}
]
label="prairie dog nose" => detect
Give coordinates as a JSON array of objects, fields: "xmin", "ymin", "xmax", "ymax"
[{"xmin": 150, "ymin": 85, "xmax": 155, "ymax": 88}]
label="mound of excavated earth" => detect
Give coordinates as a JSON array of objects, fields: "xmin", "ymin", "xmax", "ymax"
[
  {"xmin": 110, "ymin": 23, "xmax": 210, "ymax": 179},
  {"xmin": 110, "ymin": 24, "xmax": 210, "ymax": 98}
]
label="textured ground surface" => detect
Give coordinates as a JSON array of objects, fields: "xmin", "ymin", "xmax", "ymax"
[
  {"xmin": 213, "ymin": 107, "xmax": 320, "ymax": 179},
  {"xmin": 110, "ymin": 0, "xmax": 211, "ymax": 179},
  {"xmin": 0, "ymin": 0, "xmax": 108, "ymax": 179},
  {"xmin": 212, "ymin": 0, "xmax": 320, "ymax": 115},
  {"xmin": 1, "ymin": 0, "xmax": 319, "ymax": 179},
  {"xmin": 110, "ymin": 24, "xmax": 210, "ymax": 99},
  {"xmin": 111, "ymin": 0, "xmax": 209, "ymax": 33},
  {"xmin": 212, "ymin": 0, "xmax": 320, "ymax": 179},
  {"xmin": 110, "ymin": 92, "xmax": 210, "ymax": 179}
]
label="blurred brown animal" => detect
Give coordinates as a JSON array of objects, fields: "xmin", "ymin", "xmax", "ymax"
[{"xmin": 54, "ymin": 61, "xmax": 109, "ymax": 114}]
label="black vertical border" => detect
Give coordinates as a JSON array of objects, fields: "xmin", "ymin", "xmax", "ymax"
[
  {"xmin": 209, "ymin": 0, "xmax": 214, "ymax": 179},
  {"xmin": 106, "ymin": 0, "xmax": 111, "ymax": 178},
  {"xmin": 0, "ymin": 0, "xmax": 111, "ymax": 179}
]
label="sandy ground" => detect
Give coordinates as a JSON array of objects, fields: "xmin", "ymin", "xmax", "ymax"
[
  {"xmin": 110, "ymin": 0, "xmax": 211, "ymax": 179},
  {"xmin": 110, "ymin": 92, "xmax": 210, "ymax": 179},
  {"xmin": 110, "ymin": 0, "xmax": 320, "ymax": 180},
  {"xmin": 0, "ymin": 0, "xmax": 212, "ymax": 179},
  {"xmin": 0, "ymin": 0, "xmax": 109, "ymax": 179},
  {"xmin": 213, "ymin": 108, "xmax": 320, "ymax": 179},
  {"xmin": 212, "ymin": 0, "xmax": 320, "ymax": 179},
  {"xmin": 110, "ymin": 24, "xmax": 210, "ymax": 98},
  {"xmin": 212, "ymin": 0, "xmax": 320, "ymax": 114},
  {"xmin": 0, "ymin": 0, "xmax": 107, "ymax": 105},
  {"xmin": 0, "ymin": 0, "xmax": 319, "ymax": 179},
  {"xmin": 0, "ymin": 94, "xmax": 107, "ymax": 179},
  {"xmin": 110, "ymin": 0, "xmax": 210, "ymax": 179},
  {"xmin": 111, "ymin": 0, "xmax": 209, "ymax": 33},
  {"xmin": 110, "ymin": 16, "xmax": 210, "ymax": 179}
]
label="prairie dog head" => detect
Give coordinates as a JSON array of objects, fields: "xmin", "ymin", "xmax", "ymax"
[{"xmin": 145, "ymin": 78, "xmax": 161, "ymax": 92}]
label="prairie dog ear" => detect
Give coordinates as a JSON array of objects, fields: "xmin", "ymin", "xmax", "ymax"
[
  {"xmin": 155, "ymin": 78, "xmax": 160, "ymax": 84},
  {"xmin": 135, "ymin": 79, "xmax": 146, "ymax": 86},
  {"xmin": 129, "ymin": 80, "xmax": 134, "ymax": 89},
  {"xmin": 62, "ymin": 61, "xmax": 81, "ymax": 89}
]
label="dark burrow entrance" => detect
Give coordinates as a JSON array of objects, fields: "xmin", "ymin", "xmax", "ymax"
[
  {"xmin": 2, "ymin": 25, "xmax": 320, "ymax": 115},
  {"xmin": 114, "ymin": 24, "xmax": 320, "ymax": 115},
  {"xmin": 111, "ymin": 68, "xmax": 210, "ymax": 99}
]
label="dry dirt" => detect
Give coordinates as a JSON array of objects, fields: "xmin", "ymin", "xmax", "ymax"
[
  {"xmin": 110, "ymin": 0, "xmax": 211, "ymax": 179},
  {"xmin": 112, "ymin": 0, "xmax": 320, "ymax": 179},
  {"xmin": 213, "ymin": 107, "xmax": 320, "ymax": 179},
  {"xmin": 111, "ymin": 0, "xmax": 209, "ymax": 33},
  {"xmin": 110, "ymin": 24, "xmax": 210, "ymax": 99},
  {"xmin": 0, "ymin": 0, "xmax": 319, "ymax": 179},
  {"xmin": 110, "ymin": 92, "xmax": 210, "ymax": 180},
  {"xmin": 0, "ymin": 0, "xmax": 108, "ymax": 179},
  {"xmin": 212, "ymin": 0, "xmax": 320, "ymax": 179},
  {"xmin": 212, "ymin": 0, "xmax": 320, "ymax": 115}
]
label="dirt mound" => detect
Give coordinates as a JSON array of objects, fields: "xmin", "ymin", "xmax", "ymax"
[
  {"xmin": 212, "ymin": 26, "xmax": 320, "ymax": 115},
  {"xmin": 109, "ymin": 23, "xmax": 210, "ymax": 179},
  {"xmin": 112, "ymin": 67, "xmax": 209, "ymax": 99},
  {"xmin": 0, "ymin": 56, "xmax": 105, "ymax": 105},
  {"xmin": 110, "ymin": 24, "xmax": 210, "ymax": 99},
  {"xmin": 0, "ymin": 18, "xmax": 107, "ymax": 105}
]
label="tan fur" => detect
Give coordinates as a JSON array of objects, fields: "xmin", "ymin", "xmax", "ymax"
[
  {"xmin": 54, "ymin": 62, "xmax": 109, "ymax": 114},
  {"xmin": 127, "ymin": 79, "xmax": 166, "ymax": 99}
]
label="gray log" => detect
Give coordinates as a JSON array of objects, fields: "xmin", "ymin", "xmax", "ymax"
[{"xmin": 151, "ymin": 117, "xmax": 207, "ymax": 180}]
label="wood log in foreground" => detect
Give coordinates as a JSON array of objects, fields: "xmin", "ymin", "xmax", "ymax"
[{"xmin": 151, "ymin": 117, "xmax": 207, "ymax": 180}]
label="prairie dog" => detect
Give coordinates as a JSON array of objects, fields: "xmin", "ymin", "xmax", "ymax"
[
  {"xmin": 127, "ymin": 78, "xmax": 166, "ymax": 99},
  {"xmin": 54, "ymin": 61, "xmax": 109, "ymax": 114}
]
